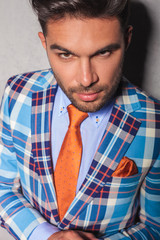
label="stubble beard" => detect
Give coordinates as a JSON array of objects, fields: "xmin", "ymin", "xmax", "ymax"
[{"xmin": 53, "ymin": 69, "xmax": 122, "ymax": 113}]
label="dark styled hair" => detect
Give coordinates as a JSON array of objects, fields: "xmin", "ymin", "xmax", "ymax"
[{"xmin": 30, "ymin": 0, "xmax": 130, "ymax": 35}]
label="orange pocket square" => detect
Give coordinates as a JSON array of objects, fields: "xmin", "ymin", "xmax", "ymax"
[{"xmin": 112, "ymin": 156, "xmax": 138, "ymax": 177}]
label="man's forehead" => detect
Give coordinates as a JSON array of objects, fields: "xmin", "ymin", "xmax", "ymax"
[
  {"xmin": 45, "ymin": 17, "xmax": 123, "ymax": 56},
  {"xmin": 46, "ymin": 16, "xmax": 121, "ymax": 35}
]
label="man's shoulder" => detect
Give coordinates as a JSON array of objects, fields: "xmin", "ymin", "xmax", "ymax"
[
  {"xmin": 6, "ymin": 68, "xmax": 57, "ymax": 93},
  {"xmin": 130, "ymin": 80, "xmax": 159, "ymax": 106},
  {"xmin": 118, "ymin": 78, "xmax": 160, "ymax": 114}
]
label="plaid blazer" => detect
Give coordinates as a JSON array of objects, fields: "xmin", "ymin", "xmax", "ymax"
[{"xmin": 0, "ymin": 69, "xmax": 160, "ymax": 240}]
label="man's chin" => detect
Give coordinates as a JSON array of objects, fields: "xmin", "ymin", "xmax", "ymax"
[{"xmin": 69, "ymin": 99, "xmax": 106, "ymax": 113}]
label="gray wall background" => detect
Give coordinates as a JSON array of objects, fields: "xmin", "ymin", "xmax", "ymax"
[{"xmin": 0, "ymin": 0, "xmax": 159, "ymax": 239}]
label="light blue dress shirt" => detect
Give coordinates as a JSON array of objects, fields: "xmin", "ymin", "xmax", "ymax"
[{"xmin": 29, "ymin": 86, "xmax": 114, "ymax": 240}]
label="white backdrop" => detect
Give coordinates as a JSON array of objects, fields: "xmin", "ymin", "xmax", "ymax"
[{"xmin": 0, "ymin": 0, "xmax": 160, "ymax": 239}]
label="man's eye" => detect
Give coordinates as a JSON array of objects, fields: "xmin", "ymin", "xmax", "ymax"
[
  {"xmin": 59, "ymin": 53, "xmax": 73, "ymax": 59},
  {"xmin": 99, "ymin": 50, "xmax": 111, "ymax": 57}
]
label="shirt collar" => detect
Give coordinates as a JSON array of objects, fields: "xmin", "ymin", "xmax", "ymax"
[{"xmin": 57, "ymin": 86, "xmax": 114, "ymax": 127}]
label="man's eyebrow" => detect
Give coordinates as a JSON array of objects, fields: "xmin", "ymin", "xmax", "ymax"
[
  {"xmin": 50, "ymin": 44, "xmax": 75, "ymax": 55},
  {"xmin": 91, "ymin": 43, "xmax": 121, "ymax": 57},
  {"xmin": 50, "ymin": 43, "xmax": 121, "ymax": 57}
]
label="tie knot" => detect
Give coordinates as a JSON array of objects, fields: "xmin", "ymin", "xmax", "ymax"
[{"xmin": 67, "ymin": 104, "xmax": 88, "ymax": 128}]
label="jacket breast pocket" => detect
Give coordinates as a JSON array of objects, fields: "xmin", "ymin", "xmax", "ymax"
[
  {"xmin": 76, "ymin": 174, "xmax": 143, "ymax": 233},
  {"xmin": 104, "ymin": 173, "xmax": 142, "ymax": 200},
  {"xmin": 86, "ymin": 174, "xmax": 143, "ymax": 232},
  {"xmin": 98, "ymin": 173, "xmax": 143, "ymax": 225}
]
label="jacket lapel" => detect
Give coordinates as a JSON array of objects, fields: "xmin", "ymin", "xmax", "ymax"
[
  {"xmin": 31, "ymin": 81, "xmax": 60, "ymax": 223},
  {"xmin": 59, "ymin": 78, "xmax": 142, "ymax": 229}
]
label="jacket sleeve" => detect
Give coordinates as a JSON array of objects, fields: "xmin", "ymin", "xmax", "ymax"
[
  {"xmin": 0, "ymin": 84, "xmax": 47, "ymax": 240},
  {"xmin": 100, "ymin": 153, "xmax": 160, "ymax": 240}
]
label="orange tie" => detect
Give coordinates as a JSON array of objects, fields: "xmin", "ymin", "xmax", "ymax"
[{"xmin": 54, "ymin": 104, "xmax": 88, "ymax": 221}]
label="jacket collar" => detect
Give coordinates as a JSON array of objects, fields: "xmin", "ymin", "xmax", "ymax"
[{"xmin": 115, "ymin": 77, "xmax": 141, "ymax": 113}]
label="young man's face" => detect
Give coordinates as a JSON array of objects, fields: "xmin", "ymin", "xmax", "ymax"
[{"xmin": 39, "ymin": 16, "xmax": 132, "ymax": 112}]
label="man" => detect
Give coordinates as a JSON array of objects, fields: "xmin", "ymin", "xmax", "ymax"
[{"xmin": 0, "ymin": 0, "xmax": 160, "ymax": 239}]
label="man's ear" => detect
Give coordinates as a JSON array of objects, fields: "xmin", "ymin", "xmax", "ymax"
[
  {"xmin": 125, "ymin": 25, "xmax": 133, "ymax": 50},
  {"xmin": 38, "ymin": 32, "xmax": 47, "ymax": 49}
]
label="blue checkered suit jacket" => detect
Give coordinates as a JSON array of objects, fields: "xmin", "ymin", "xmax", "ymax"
[{"xmin": 0, "ymin": 69, "xmax": 160, "ymax": 240}]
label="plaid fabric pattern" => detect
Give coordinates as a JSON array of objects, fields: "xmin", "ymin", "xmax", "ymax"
[{"xmin": 0, "ymin": 69, "xmax": 160, "ymax": 240}]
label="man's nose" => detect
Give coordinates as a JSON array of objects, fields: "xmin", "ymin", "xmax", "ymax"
[{"xmin": 77, "ymin": 58, "xmax": 98, "ymax": 87}]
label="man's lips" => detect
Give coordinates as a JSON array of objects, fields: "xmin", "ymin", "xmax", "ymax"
[{"xmin": 76, "ymin": 92, "xmax": 100, "ymax": 102}]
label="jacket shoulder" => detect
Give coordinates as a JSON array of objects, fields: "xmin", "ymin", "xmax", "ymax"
[
  {"xmin": 118, "ymin": 78, "xmax": 160, "ymax": 114},
  {"xmin": 6, "ymin": 68, "xmax": 57, "ymax": 94},
  {"xmin": 134, "ymin": 82, "xmax": 160, "ymax": 111}
]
